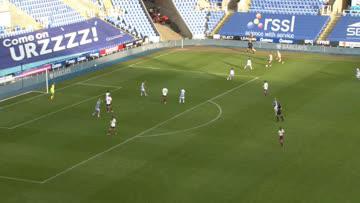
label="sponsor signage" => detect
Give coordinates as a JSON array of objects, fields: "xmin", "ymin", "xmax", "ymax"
[
  {"xmin": 339, "ymin": 41, "xmax": 360, "ymax": 48},
  {"xmin": 0, "ymin": 18, "xmax": 134, "ymax": 70},
  {"xmin": 219, "ymin": 12, "xmax": 329, "ymax": 42},
  {"xmin": 352, "ymin": 0, "xmax": 360, "ymax": 6},
  {"xmin": 328, "ymin": 16, "xmax": 360, "ymax": 44},
  {"xmin": 0, "ymin": 75, "xmax": 15, "ymax": 85},
  {"xmin": 316, "ymin": 40, "xmax": 330, "ymax": 45}
]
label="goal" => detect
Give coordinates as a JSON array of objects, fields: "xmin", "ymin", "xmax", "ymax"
[{"xmin": 0, "ymin": 65, "xmax": 50, "ymax": 103}]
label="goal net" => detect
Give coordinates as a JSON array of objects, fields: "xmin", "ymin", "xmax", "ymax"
[{"xmin": 0, "ymin": 65, "xmax": 50, "ymax": 103}]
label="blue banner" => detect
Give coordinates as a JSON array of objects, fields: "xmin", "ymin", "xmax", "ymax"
[
  {"xmin": 328, "ymin": 16, "xmax": 360, "ymax": 42},
  {"xmin": 0, "ymin": 18, "xmax": 134, "ymax": 70},
  {"xmin": 219, "ymin": 12, "xmax": 329, "ymax": 42}
]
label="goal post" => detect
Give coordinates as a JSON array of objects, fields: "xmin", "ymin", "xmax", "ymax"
[
  {"xmin": 0, "ymin": 65, "xmax": 51, "ymax": 102},
  {"xmin": 45, "ymin": 68, "xmax": 49, "ymax": 94}
]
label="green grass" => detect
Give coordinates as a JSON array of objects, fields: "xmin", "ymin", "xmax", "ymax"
[{"xmin": 1, "ymin": 47, "xmax": 360, "ymax": 202}]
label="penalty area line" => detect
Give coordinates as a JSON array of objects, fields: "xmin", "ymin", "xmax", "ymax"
[
  {"xmin": 40, "ymin": 77, "xmax": 258, "ymax": 184},
  {"xmin": 0, "ymin": 50, "xmax": 177, "ymax": 110},
  {"xmin": 7, "ymin": 87, "xmax": 122, "ymax": 130},
  {"xmin": 0, "ymin": 175, "xmax": 43, "ymax": 184},
  {"xmin": 77, "ymin": 83, "xmax": 122, "ymax": 89},
  {"xmin": 0, "ymin": 91, "xmax": 45, "ymax": 104},
  {"xmin": 131, "ymin": 65, "xmax": 257, "ymax": 78}
]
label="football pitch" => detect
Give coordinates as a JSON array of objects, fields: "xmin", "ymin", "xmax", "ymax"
[{"xmin": 1, "ymin": 47, "xmax": 360, "ymax": 202}]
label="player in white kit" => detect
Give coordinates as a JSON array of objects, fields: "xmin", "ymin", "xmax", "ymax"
[
  {"xmin": 105, "ymin": 94, "xmax": 113, "ymax": 113},
  {"xmin": 107, "ymin": 116, "xmax": 117, "ymax": 136},
  {"xmin": 263, "ymin": 81, "xmax": 269, "ymax": 96},
  {"xmin": 140, "ymin": 81, "xmax": 147, "ymax": 96},
  {"xmin": 278, "ymin": 127, "xmax": 285, "ymax": 147},
  {"xmin": 179, "ymin": 89, "xmax": 186, "ymax": 104},
  {"xmin": 162, "ymin": 87, "xmax": 168, "ymax": 104},
  {"xmin": 266, "ymin": 53, "xmax": 273, "ymax": 68},
  {"xmin": 276, "ymin": 50, "xmax": 284, "ymax": 64},
  {"xmin": 273, "ymin": 98, "xmax": 278, "ymax": 116},
  {"xmin": 356, "ymin": 68, "xmax": 360, "ymax": 80},
  {"xmin": 244, "ymin": 57, "xmax": 253, "ymax": 70},
  {"xmin": 227, "ymin": 68, "xmax": 235, "ymax": 80}
]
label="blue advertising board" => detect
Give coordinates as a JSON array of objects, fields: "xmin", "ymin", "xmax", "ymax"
[
  {"xmin": 328, "ymin": 16, "xmax": 360, "ymax": 43},
  {"xmin": 219, "ymin": 12, "xmax": 329, "ymax": 43},
  {"xmin": 0, "ymin": 18, "xmax": 134, "ymax": 70}
]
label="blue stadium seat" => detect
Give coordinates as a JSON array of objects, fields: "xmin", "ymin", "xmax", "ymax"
[
  {"xmin": 249, "ymin": 0, "xmax": 325, "ymax": 15},
  {"xmin": 173, "ymin": 0, "xmax": 225, "ymax": 38},
  {"xmin": 9, "ymin": 0, "xmax": 85, "ymax": 28}
]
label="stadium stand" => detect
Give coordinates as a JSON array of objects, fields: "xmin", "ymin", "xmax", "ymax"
[
  {"xmin": 249, "ymin": 0, "xmax": 326, "ymax": 15},
  {"xmin": 9, "ymin": 0, "xmax": 85, "ymax": 28},
  {"xmin": 173, "ymin": 0, "xmax": 225, "ymax": 38},
  {"xmin": 344, "ymin": 5, "xmax": 360, "ymax": 17},
  {"xmin": 106, "ymin": 0, "xmax": 159, "ymax": 41},
  {"xmin": 0, "ymin": 1, "xmax": 43, "ymax": 38}
]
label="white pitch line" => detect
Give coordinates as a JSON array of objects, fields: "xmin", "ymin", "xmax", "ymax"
[
  {"xmin": 0, "ymin": 175, "xmax": 43, "ymax": 184},
  {"xmin": 138, "ymin": 100, "xmax": 223, "ymax": 138},
  {"xmin": 7, "ymin": 87, "xmax": 122, "ymax": 130},
  {"xmin": 77, "ymin": 83, "xmax": 122, "ymax": 89},
  {"xmin": 0, "ymin": 91, "xmax": 43, "ymax": 104},
  {"xmin": 132, "ymin": 66, "xmax": 257, "ymax": 78},
  {"xmin": 41, "ymin": 77, "xmax": 258, "ymax": 184},
  {"xmin": 1, "ymin": 51, "xmax": 178, "ymax": 110}
]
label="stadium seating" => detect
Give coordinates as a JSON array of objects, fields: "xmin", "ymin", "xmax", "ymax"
[
  {"xmin": 249, "ymin": 0, "xmax": 326, "ymax": 15},
  {"xmin": 0, "ymin": 26, "xmax": 34, "ymax": 39},
  {"xmin": 173, "ymin": 0, "xmax": 225, "ymax": 38},
  {"xmin": 9, "ymin": 0, "xmax": 85, "ymax": 28},
  {"xmin": 108, "ymin": 0, "xmax": 158, "ymax": 40}
]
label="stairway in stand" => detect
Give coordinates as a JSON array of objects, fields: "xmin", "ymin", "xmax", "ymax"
[
  {"xmin": 317, "ymin": 14, "xmax": 340, "ymax": 42},
  {"xmin": 154, "ymin": 23, "xmax": 183, "ymax": 41}
]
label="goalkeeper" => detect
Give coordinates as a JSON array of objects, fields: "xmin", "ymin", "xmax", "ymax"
[{"xmin": 50, "ymin": 83, "xmax": 55, "ymax": 100}]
